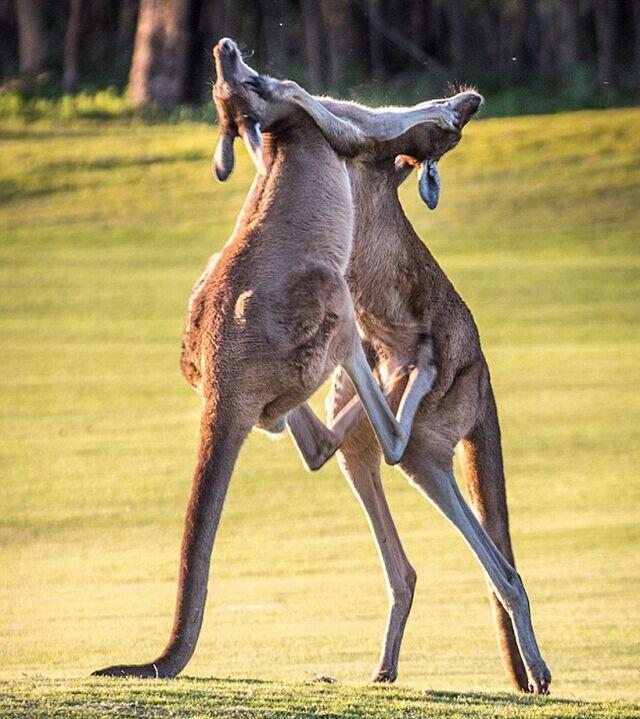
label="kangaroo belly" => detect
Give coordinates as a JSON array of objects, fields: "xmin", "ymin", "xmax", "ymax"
[
  {"xmin": 244, "ymin": 266, "xmax": 356, "ymax": 424},
  {"xmin": 280, "ymin": 266, "xmax": 354, "ymax": 385}
]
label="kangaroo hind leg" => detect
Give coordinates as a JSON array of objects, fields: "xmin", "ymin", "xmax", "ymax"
[
  {"xmin": 401, "ymin": 449, "xmax": 551, "ymax": 695},
  {"xmin": 93, "ymin": 396, "xmax": 255, "ymax": 678},
  {"xmin": 329, "ymin": 367, "xmax": 416, "ymax": 683},
  {"xmin": 460, "ymin": 386, "xmax": 531, "ymax": 692}
]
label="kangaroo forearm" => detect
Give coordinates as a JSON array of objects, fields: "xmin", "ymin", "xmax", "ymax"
[
  {"xmin": 290, "ymin": 88, "xmax": 367, "ymax": 156},
  {"xmin": 317, "ymin": 97, "xmax": 457, "ymax": 142}
]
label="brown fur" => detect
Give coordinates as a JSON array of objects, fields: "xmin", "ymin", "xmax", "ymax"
[
  {"xmin": 92, "ymin": 39, "xmax": 390, "ymax": 680},
  {"xmin": 93, "ymin": 42, "xmax": 549, "ymax": 692},
  {"xmin": 309, "ymin": 96, "xmax": 550, "ymax": 693},
  {"xmin": 252, "ymin": 78, "xmax": 549, "ymax": 691}
]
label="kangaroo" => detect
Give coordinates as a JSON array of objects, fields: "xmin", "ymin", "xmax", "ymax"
[
  {"xmin": 247, "ymin": 77, "xmax": 551, "ymax": 694},
  {"xmin": 93, "ymin": 38, "xmax": 464, "ymax": 679}
]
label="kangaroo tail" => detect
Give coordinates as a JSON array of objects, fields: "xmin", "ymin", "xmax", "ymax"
[
  {"xmin": 459, "ymin": 383, "xmax": 529, "ymax": 692},
  {"xmin": 93, "ymin": 398, "xmax": 251, "ymax": 678}
]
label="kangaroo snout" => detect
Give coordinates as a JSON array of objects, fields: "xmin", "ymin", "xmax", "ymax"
[
  {"xmin": 451, "ymin": 92, "xmax": 484, "ymax": 129},
  {"xmin": 215, "ymin": 37, "xmax": 238, "ymax": 58}
]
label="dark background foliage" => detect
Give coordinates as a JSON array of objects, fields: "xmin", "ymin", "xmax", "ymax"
[{"xmin": 2, "ymin": 0, "xmax": 639, "ymax": 115}]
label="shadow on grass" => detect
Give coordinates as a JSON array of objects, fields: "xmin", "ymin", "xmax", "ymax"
[
  {"xmin": 421, "ymin": 687, "xmax": 577, "ymax": 706},
  {"xmin": 2, "ymin": 675, "xmax": 638, "ymax": 719},
  {"xmin": 178, "ymin": 675, "xmax": 270, "ymax": 685},
  {"xmin": 175, "ymin": 677, "xmax": 571, "ymax": 704},
  {"xmin": 60, "ymin": 676, "xmax": 640, "ymax": 718}
]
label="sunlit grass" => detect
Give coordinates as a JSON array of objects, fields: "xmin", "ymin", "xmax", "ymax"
[{"xmin": 1, "ymin": 108, "xmax": 639, "ymax": 718}]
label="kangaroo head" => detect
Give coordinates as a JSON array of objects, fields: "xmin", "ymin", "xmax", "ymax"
[
  {"xmin": 212, "ymin": 38, "xmax": 263, "ymax": 180},
  {"xmin": 212, "ymin": 38, "xmax": 301, "ymax": 181},
  {"xmin": 394, "ymin": 91, "xmax": 483, "ymax": 210}
]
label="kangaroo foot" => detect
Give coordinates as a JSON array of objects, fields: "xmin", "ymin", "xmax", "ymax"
[
  {"xmin": 372, "ymin": 666, "xmax": 397, "ymax": 683},
  {"xmin": 92, "ymin": 662, "xmax": 168, "ymax": 679},
  {"xmin": 525, "ymin": 660, "xmax": 551, "ymax": 695}
]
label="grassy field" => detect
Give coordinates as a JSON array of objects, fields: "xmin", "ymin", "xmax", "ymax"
[{"xmin": 1, "ymin": 108, "xmax": 639, "ymax": 718}]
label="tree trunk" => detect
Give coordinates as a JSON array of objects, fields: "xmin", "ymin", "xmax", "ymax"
[
  {"xmin": 127, "ymin": 0, "xmax": 192, "ymax": 109},
  {"xmin": 0, "ymin": 0, "xmax": 17, "ymax": 77},
  {"xmin": 367, "ymin": 0, "xmax": 384, "ymax": 82},
  {"xmin": 444, "ymin": 0, "xmax": 465, "ymax": 67},
  {"xmin": 15, "ymin": 0, "xmax": 44, "ymax": 76},
  {"xmin": 301, "ymin": 0, "xmax": 323, "ymax": 91},
  {"xmin": 62, "ymin": 0, "xmax": 82, "ymax": 93},
  {"xmin": 408, "ymin": 0, "xmax": 425, "ymax": 50},
  {"xmin": 198, "ymin": 0, "xmax": 233, "ymax": 76},
  {"xmin": 557, "ymin": 0, "xmax": 580, "ymax": 73},
  {"xmin": 182, "ymin": 0, "xmax": 206, "ymax": 105},
  {"xmin": 520, "ymin": 0, "xmax": 540, "ymax": 73},
  {"xmin": 116, "ymin": 0, "xmax": 138, "ymax": 71},
  {"xmin": 319, "ymin": 0, "xmax": 346, "ymax": 91},
  {"xmin": 634, "ymin": 0, "xmax": 640, "ymax": 86},
  {"xmin": 209, "ymin": 0, "xmax": 233, "ymax": 38},
  {"xmin": 258, "ymin": 0, "xmax": 282, "ymax": 70},
  {"xmin": 593, "ymin": 0, "xmax": 617, "ymax": 85}
]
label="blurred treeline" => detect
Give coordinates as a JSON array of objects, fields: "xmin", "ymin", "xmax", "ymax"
[{"xmin": 2, "ymin": 0, "xmax": 639, "ymax": 116}]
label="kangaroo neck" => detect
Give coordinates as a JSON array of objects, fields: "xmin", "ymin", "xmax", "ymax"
[
  {"xmin": 345, "ymin": 160, "xmax": 445, "ymax": 308},
  {"xmin": 348, "ymin": 162, "xmax": 414, "ymax": 267},
  {"xmin": 230, "ymin": 124, "xmax": 354, "ymax": 274}
]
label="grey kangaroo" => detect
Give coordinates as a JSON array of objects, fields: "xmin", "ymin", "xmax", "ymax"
[
  {"xmin": 93, "ymin": 38, "xmax": 466, "ymax": 680},
  {"xmin": 246, "ymin": 77, "xmax": 551, "ymax": 694}
]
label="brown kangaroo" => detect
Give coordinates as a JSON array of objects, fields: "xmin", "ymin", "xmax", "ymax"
[
  {"xmin": 92, "ymin": 39, "xmax": 464, "ymax": 680},
  {"xmin": 247, "ymin": 78, "xmax": 551, "ymax": 694}
]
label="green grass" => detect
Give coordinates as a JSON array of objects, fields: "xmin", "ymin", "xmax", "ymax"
[
  {"xmin": 0, "ymin": 89, "xmax": 219, "ymax": 124},
  {"xmin": 1, "ymin": 108, "xmax": 639, "ymax": 718}
]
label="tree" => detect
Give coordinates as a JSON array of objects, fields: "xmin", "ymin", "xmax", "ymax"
[
  {"xmin": 62, "ymin": 0, "xmax": 82, "ymax": 92},
  {"xmin": 557, "ymin": 0, "xmax": 580, "ymax": 73},
  {"xmin": 444, "ymin": 0, "xmax": 466, "ymax": 67},
  {"xmin": 15, "ymin": 0, "xmax": 44, "ymax": 76},
  {"xmin": 593, "ymin": 0, "xmax": 617, "ymax": 85},
  {"xmin": 301, "ymin": 0, "xmax": 323, "ymax": 91},
  {"xmin": 319, "ymin": 0, "xmax": 347, "ymax": 91},
  {"xmin": 366, "ymin": 0, "xmax": 384, "ymax": 82},
  {"xmin": 0, "ymin": 0, "xmax": 634, "ymax": 107},
  {"xmin": 634, "ymin": 0, "xmax": 640, "ymax": 86},
  {"xmin": 0, "ymin": 0, "xmax": 17, "ymax": 77},
  {"xmin": 127, "ymin": 0, "xmax": 192, "ymax": 109}
]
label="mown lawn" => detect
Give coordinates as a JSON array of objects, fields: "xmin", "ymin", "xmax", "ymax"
[{"xmin": 1, "ymin": 108, "xmax": 639, "ymax": 718}]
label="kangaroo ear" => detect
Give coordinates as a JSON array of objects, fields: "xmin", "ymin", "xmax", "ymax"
[
  {"xmin": 213, "ymin": 133, "xmax": 235, "ymax": 182},
  {"xmin": 242, "ymin": 121, "xmax": 267, "ymax": 176},
  {"xmin": 418, "ymin": 160, "xmax": 441, "ymax": 210}
]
